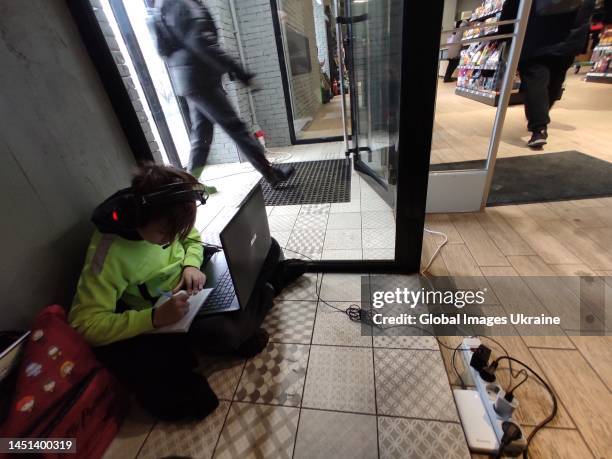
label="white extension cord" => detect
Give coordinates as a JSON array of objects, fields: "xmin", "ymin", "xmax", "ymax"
[{"xmin": 421, "ymin": 227, "xmax": 449, "ymax": 275}]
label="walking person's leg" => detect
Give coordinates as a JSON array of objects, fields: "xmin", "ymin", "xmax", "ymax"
[
  {"xmin": 518, "ymin": 59, "xmax": 551, "ymax": 147},
  {"xmin": 444, "ymin": 58, "xmax": 459, "ymax": 82},
  {"xmin": 547, "ymin": 55, "xmax": 574, "ymax": 110},
  {"xmin": 186, "ymin": 98, "xmax": 215, "ymax": 181},
  {"xmin": 186, "ymin": 86, "xmax": 294, "ymax": 186}
]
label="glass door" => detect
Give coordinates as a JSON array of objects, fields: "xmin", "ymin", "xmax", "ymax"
[{"xmin": 343, "ymin": 0, "xmax": 401, "ymax": 207}]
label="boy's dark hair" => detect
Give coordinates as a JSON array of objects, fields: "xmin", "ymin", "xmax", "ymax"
[{"xmin": 131, "ymin": 163, "xmax": 199, "ymax": 241}]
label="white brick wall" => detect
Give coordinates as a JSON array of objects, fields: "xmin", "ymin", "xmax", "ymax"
[
  {"xmin": 235, "ymin": 0, "xmax": 292, "ymax": 147},
  {"xmin": 90, "ymin": 0, "xmax": 163, "ymax": 162},
  {"xmin": 92, "ymin": 0, "xmax": 294, "ymax": 165}
]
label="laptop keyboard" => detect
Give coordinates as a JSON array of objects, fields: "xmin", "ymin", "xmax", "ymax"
[{"xmin": 204, "ymin": 269, "xmax": 236, "ymax": 312}]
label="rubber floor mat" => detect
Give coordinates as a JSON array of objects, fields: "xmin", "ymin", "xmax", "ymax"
[{"xmin": 260, "ymin": 159, "xmax": 352, "ymax": 206}]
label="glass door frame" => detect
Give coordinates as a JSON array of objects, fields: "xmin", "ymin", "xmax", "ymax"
[
  {"xmin": 269, "ymin": 0, "xmax": 350, "ymax": 145},
  {"xmin": 69, "ymin": 0, "xmax": 444, "ymax": 274},
  {"xmin": 341, "ymin": 0, "xmax": 397, "ymax": 208}
]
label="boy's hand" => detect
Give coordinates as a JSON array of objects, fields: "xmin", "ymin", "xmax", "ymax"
[
  {"xmin": 173, "ymin": 267, "xmax": 206, "ymax": 295},
  {"xmin": 153, "ymin": 292, "xmax": 189, "ymax": 328}
]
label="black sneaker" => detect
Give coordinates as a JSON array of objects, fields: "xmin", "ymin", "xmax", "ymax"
[
  {"xmin": 267, "ymin": 164, "xmax": 295, "ymax": 188},
  {"xmin": 527, "ymin": 129, "xmax": 548, "ymax": 148}
]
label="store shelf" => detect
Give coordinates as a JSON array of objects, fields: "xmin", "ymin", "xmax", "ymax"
[
  {"xmin": 468, "ymin": 9, "xmax": 502, "ymax": 22},
  {"xmin": 458, "ymin": 65, "xmax": 498, "ymax": 71},
  {"xmin": 586, "ymin": 73, "xmax": 612, "ymax": 84},
  {"xmin": 455, "ymin": 86, "xmax": 522, "ymax": 106}
]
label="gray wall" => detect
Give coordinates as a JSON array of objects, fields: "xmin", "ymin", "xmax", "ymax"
[{"xmin": 0, "ymin": 0, "xmax": 136, "ymax": 329}]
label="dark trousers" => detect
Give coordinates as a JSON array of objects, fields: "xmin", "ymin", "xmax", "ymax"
[
  {"xmin": 518, "ymin": 55, "xmax": 574, "ymax": 132},
  {"xmin": 185, "ymin": 84, "xmax": 272, "ymax": 176},
  {"xmin": 95, "ymin": 240, "xmax": 288, "ymax": 420},
  {"xmin": 444, "ymin": 58, "xmax": 459, "ymax": 82}
]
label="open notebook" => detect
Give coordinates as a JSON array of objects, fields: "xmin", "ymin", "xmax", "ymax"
[{"xmin": 147, "ymin": 288, "xmax": 212, "ymax": 334}]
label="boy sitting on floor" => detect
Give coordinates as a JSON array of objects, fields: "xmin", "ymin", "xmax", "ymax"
[{"xmin": 69, "ymin": 164, "xmax": 278, "ymax": 420}]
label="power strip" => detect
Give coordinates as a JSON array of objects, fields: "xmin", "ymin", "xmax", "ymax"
[{"xmin": 459, "ymin": 337, "xmax": 527, "ymax": 456}]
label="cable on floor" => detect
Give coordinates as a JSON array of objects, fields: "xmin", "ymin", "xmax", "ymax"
[
  {"xmin": 280, "ymin": 247, "xmax": 556, "ymax": 459},
  {"xmin": 421, "ymin": 227, "xmax": 449, "ymax": 275}
]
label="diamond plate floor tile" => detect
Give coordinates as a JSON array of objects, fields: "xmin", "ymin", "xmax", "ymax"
[
  {"xmin": 374, "ymin": 349, "xmax": 458, "ymax": 421},
  {"xmin": 362, "ymin": 228, "xmax": 396, "ymax": 249},
  {"xmin": 313, "ymin": 302, "xmax": 372, "ymax": 347},
  {"xmin": 294, "ymin": 409, "xmax": 378, "ymax": 459},
  {"xmin": 213, "ymin": 402, "xmax": 299, "ymax": 459},
  {"xmin": 271, "ymin": 205, "xmax": 301, "ymax": 216},
  {"xmin": 302, "ymin": 346, "xmax": 375, "ymax": 414},
  {"xmin": 234, "ymin": 342, "xmax": 309, "ymax": 406},
  {"xmin": 276, "ymin": 273, "xmax": 319, "ymax": 301},
  {"xmin": 363, "ymin": 248, "xmax": 395, "ymax": 260},
  {"xmin": 269, "ymin": 214, "xmax": 298, "ymax": 232},
  {"xmin": 319, "ymin": 273, "xmax": 369, "ymax": 302},
  {"xmin": 378, "ymin": 417, "xmax": 470, "ymax": 459},
  {"xmin": 138, "ymin": 401, "xmax": 230, "ymax": 459},
  {"xmin": 295, "ymin": 213, "xmax": 329, "ymax": 229},
  {"xmin": 300, "ymin": 203, "xmax": 331, "ymax": 214},
  {"xmin": 263, "ymin": 301, "xmax": 317, "ymax": 344},
  {"xmin": 321, "ymin": 249, "xmax": 363, "ymax": 260},
  {"xmin": 286, "ymin": 228, "xmax": 325, "ymax": 254},
  {"xmin": 373, "ymin": 334, "xmax": 439, "ymax": 350},
  {"xmin": 324, "ymin": 229, "xmax": 362, "ymax": 250},
  {"xmin": 362, "ymin": 211, "xmax": 395, "ymax": 229},
  {"xmin": 330, "ymin": 202, "xmax": 361, "ymax": 213},
  {"xmin": 361, "ymin": 199, "xmax": 392, "ymax": 212},
  {"xmin": 271, "ymin": 230, "xmax": 292, "ymax": 248},
  {"xmin": 196, "ymin": 355, "xmax": 245, "ymax": 401},
  {"xmin": 327, "ymin": 212, "xmax": 362, "ymax": 229}
]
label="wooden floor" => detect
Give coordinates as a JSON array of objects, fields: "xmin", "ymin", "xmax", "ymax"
[
  {"xmin": 423, "ymin": 73, "xmax": 612, "ymax": 459},
  {"xmin": 431, "ymin": 72, "xmax": 612, "ymax": 164}
]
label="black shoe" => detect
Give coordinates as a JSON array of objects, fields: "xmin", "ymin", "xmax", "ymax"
[
  {"xmin": 527, "ymin": 129, "xmax": 548, "ymax": 148},
  {"xmin": 236, "ymin": 329, "xmax": 269, "ymax": 358},
  {"xmin": 266, "ymin": 164, "xmax": 295, "ymax": 188}
]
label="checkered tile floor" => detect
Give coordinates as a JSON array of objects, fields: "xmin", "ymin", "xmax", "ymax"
[
  {"xmin": 103, "ymin": 143, "xmax": 469, "ymax": 459},
  {"xmin": 104, "ymin": 272, "xmax": 470, "ymax": 459},
  {"xmin": 193, "ymin": 142, "xmax": 396, "ymax": 262}
]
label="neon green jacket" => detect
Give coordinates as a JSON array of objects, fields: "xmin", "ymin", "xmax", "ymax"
[{"xmin": 69, "ymin": 228, "xmax": 203, "ymax": 346}]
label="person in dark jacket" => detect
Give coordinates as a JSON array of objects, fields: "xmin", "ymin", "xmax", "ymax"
[
  {"xmin": 502, "ymin": 0, "xmax": 595, "ymax": 148},
  {"xmin": 153, "ymin": 0, "xmax": 294, "ymax": 185}
]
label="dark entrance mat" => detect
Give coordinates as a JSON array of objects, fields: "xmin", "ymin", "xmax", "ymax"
[
  {"xmin": 430, "ymin": 151, "xmax": 612, "ymax": 206},
  {"xmin": 260, "ymin": 159, "xmax": 352, "ymax": 206}
]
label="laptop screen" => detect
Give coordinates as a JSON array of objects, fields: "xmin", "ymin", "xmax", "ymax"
[{"xmin": 220, "ymin": 185, "xmax": 272, "ymax": 308}]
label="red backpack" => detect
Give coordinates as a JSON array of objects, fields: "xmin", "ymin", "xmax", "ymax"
[{"xmin": 0, "ymin": 305, "xmax": 128, "ymax": 459}]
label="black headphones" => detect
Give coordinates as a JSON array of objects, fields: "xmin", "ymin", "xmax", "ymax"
[{"xmin": 93, "ymin": 182, "xmax": 208, "ymax": 233}]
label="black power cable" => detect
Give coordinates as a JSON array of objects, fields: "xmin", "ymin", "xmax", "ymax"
[
  {"xmin": 492, "ymin": 356, "xmax": 558, "ymax": 459},
  {"xmin": 280, "ymin": 247, "xmax": 557, "ymax": 458}
]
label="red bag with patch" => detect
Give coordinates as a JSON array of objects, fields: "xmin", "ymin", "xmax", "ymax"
[{"xmin": 0, "ymin": 305, "xmax": 128, "ymax": 459}]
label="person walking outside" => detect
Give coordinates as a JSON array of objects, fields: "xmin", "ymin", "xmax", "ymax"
[{"xmin": 152, "ymin": 0, "xmax": 294, "ymax": 186}]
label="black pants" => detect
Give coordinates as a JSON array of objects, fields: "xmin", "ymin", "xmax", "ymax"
[
  {"xmin": 444, "ymin": 58, "xmax": 459, "ymax": 82},
  {"xmin": 94, "ymin": 240, "xmax": 296, "ymax": 421},
  {"xmin": 185, "ymin": 84, "xmax": 272, "ymax": 177},
  {"xmin": 518, "ymin": 55, "xmax": 574, "ymax": 132}
]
